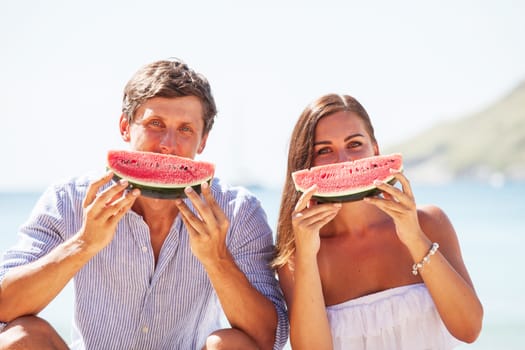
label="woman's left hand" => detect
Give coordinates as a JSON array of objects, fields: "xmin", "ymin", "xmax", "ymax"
[{"xmin": 364, "ymin": 170, "xmax": 424, "ymax": 246}]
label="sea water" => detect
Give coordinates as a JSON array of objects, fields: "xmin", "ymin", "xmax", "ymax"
[{"xmin": 1, "ymin": 182, "xmax": 524, "ymax": 349}]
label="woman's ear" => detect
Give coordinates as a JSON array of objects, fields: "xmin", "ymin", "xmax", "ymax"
[
  {"xmin": 373, "ymin": 142, "xmax": 380, "ymax": 156},
  {"xmin": 119, "ymin": 113, "xmax": 131, "ymax": 141}
]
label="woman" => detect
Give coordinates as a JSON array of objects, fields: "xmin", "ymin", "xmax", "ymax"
[{"xmin": 273, "ymin": 94, "xmax": 483, "ymax": 349}]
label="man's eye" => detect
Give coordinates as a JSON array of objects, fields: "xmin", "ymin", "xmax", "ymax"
[{"xmin": 149, "ymin": 120, "xmax": 162, "ymax": 127}]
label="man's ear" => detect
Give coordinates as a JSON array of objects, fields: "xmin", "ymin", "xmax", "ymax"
[
  {"xmin": 119, "ymin": 113, "xmax": 131, "ymax": 141},
  {"xmin": 197, "ymin": 133, "xmax": 209, "ymax": 154}
]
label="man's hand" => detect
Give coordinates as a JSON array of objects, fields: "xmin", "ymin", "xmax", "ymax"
[
  {"xmin": 79, "ymin": 171, "xmax": 139, "ymax": 253},
  {"xmin": 175, "ymin": 182, "xmax": 230, "ymax": 266}
]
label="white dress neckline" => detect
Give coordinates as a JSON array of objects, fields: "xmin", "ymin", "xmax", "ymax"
[{"xmin": 326, "ymin": 283, "xmax": 461, "ymax": 349}]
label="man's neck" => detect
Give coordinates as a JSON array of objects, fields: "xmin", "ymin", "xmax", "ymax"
[
  {"xmin": 131, "ymin": 196, "xmax": 181, "ymax": 264},
  {"xmin": 131, "ymin": 196, "xmax": 180, "ymax": 227}
]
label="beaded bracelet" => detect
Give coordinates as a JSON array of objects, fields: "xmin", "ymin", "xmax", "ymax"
[{"xmin": 412, "ymin": 242, "xmax": 439, "ymax": 275}]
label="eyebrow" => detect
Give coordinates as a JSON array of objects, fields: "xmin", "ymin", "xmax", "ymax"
[{"xmin": 313, "ymin": 133, "xmax": 365, "ymax": 146}]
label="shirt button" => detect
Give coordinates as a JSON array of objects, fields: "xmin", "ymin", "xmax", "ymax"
[
  {"xmin": 142, "ymin": 326, "xmax": 149, "ymax": 334},
  {"xmin": 141, "ymin": 246, "xmax": 148, "ymax": 252}
]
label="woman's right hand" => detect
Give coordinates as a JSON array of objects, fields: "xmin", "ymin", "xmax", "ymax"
[
  {"xmin": 291, "ymin": 185, "xmax": 341, "ymax": 259},
  {"xmin": 79, "ymin": 171, "xmax": 139, "ymax": 253}
]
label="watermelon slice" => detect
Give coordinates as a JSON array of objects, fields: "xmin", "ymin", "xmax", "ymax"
[
  {"xmin": 107, "ymin": 150, "xmax": 215, "ymax": 199},
  {"xmin": 291, "ymin": 153, "xmax": 403, "ymax": 202}
]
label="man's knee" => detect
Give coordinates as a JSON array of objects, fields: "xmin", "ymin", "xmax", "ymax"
[
  {"xmin": 0, "ymin": 316, "xmax": 68, "ymax": 350},
  {"xmin": 203, "ymin": 328, "xmax": 260, "ymax": 350}
]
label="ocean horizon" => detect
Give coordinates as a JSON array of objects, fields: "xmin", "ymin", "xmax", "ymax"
[{"xmin": 1, "ymin": 181, "xmax": 524, "ymax": 349}]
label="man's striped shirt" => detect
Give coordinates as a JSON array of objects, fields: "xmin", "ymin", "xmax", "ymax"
[{"xmin": 0, "ymin": 175, "xmax": 288, "ymax": 349}]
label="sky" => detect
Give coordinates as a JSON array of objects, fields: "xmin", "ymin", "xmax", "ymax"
[{"xmin": 1, "ymin": 0, "xmax": 524, "ymax": 191}]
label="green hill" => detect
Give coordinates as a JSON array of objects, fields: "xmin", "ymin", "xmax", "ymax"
[{"xmin": 386, "ymin": 81, "xmax": 525, "ymax": 184}]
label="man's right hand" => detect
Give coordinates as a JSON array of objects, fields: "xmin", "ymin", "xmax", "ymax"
[
  {"xmin": 79, "ymin": 171, "xmax": 139, "ymax": 253},
  {"xmin": 0, "ymin": 172, "xmax": 139, "ymax": 322}
]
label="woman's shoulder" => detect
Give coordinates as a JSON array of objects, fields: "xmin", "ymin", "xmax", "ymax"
[
  {"xmin": 417, "ymin": 204, "xmax": 450, "ymax": 225},
  {"xmin": 416, "ymin": 204, "xmax": 459, "ymax": 249}
]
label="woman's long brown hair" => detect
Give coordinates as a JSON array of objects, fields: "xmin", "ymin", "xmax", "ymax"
[{"xmin": 272, "ymin": 94, "xmax": 377, "ymax": 269}]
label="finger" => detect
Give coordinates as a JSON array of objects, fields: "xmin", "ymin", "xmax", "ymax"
[
  {"xmin": 101, "ymin": 187, "xmax": 138, "ymax": 217},
  {"xmin": 364, "ymin": 195, "xmax": 406, "ymax": 216},
  {"xmin": 174, "ymin": 197, "xmax": 193, "ymax": 220},
  {"xmin": 373, "ymin": 179, "xmax": 409, "ymax": 205},
  {"xmin": 200, "ymin": 182, "xmax": 228, "ymax": 225},
  {"xmin": 83, "ymin": 171, "xmax": 114, "ymax": 208},
  {"xmin": 175, "ymin": 198, "xmax": 206, "ymax": 235},
  {"xmin": 94, "ymin": 179, "xmax": 131, "ymax": 210},
  {"xmin": 183, "ymin": 186, "xmax": 204, "ymax": 212},
  {"xmin": 381, "ymin": 191, "xmax": 395, "ymax": 201},
  {"xmin": 177, "ymin": 209, "xmax": 201, "ymax": 238},
  {"xmin": 108, "ymin": 186, "xmax": 133, "ymax": 204},
  {"xmin": 292, "ymin": 205, "xmax": 340, "ymax": 233},
  {"xmin": 107, "ymin": 188, "xmax": 140, "ymax": 223},
  {"xmin": 301, "ymin": 207, "xmax": 339, "ymax": 226},
  {"xmin": 185, "ymin": 184, "xmax": 227, "ymax": 234},
  {"xmin": 294, "ymin": 185, "xmax": 317, "ymax": 212},
  {"xmin": 293, "ymin": 202, "xmax": 340, "ymax": 221},
  {"xmin": 390, "ymin": 169, "xmax": 414, "ymax": 200},
  {"xmin": 295, "ymin": 207, "xmax": 339, "ymax": 232}
]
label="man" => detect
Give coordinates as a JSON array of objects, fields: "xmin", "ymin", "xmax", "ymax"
[{"xmin": 0, "ymin": 59, "xmax": 288, "ymax": 349}]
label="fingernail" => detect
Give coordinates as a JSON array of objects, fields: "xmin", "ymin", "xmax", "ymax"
[
  {"xmin": 132, "ymin": 189, "xmax": 140, "ymax": 197},
  {"xmin": 119, "ymin": 179, "xmax": 128, "ymax": 186},
  {"xmin": 201, "ymin": 182, "xmax": 208, "ymax": 189},
  {"xmin": 174, "ymin": 198, "xmax": 182, "ymax": 205},
  {"xmin": 334, "ymin": 203, "xmax": 342, "ymax": 208},
  {"xmin": 185, "ymin": 187, "xmax": 193, "ymax": 194},
  {"xmin": 373, "ymin": 180, "xmax": 382, "ymax": 185}
]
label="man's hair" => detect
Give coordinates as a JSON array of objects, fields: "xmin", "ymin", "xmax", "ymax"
[{"xmin": 122, "ymin": 58, "xmax": 217, "ymax": 135}]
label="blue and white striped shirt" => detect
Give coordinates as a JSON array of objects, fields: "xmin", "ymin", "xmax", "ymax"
[{"xmin": 0, "ymin": 174, "xmax": 288, "ymax": 349}]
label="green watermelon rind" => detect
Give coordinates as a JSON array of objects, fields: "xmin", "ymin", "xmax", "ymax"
[
  {"xmin": 312, "ymin": 176, "xmax": 398, "ymax": 203},
  {"xmin": 111, "ymin": 173, "xmax": 212, "ymax": 199}
]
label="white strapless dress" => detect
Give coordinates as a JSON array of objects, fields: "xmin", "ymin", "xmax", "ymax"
[{"xmin": 326, "ymin": 283, "xmax": 461, "ymax": 350}]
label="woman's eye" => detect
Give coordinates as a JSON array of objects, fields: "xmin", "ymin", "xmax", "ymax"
[
  {"xmin": 348, "ymin": 141, "xmax": 362, "ymax": 148},
  {"xmin": 317, "ymin": 147, "xmax": 331, "ymax": 155}
]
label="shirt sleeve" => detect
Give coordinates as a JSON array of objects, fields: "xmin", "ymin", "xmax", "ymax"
[
  {"xmin": 0, "ymin": 185, "xmax": 69, "ymax": 284},
  {"xmin": 226, "ymin": 192, "xmax": 289, "ymax": 350}
]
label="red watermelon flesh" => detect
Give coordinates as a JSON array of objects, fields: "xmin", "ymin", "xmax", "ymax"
[
  {"xmin": 292, "ymin": 153, "xmax": 403, "ymax": 201},
  {"xmin": 107, "ymin": 150, "xmax": 215, "ymax": 188}
]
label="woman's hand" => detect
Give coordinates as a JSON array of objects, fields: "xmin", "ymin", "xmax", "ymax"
[
  {"xmin": 364, "ymin": 170, "xmax": 424, "ymax": 246},
  {"xmin": 292, "ymin": 185, "xmax": 341, "ymax": 259}
]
